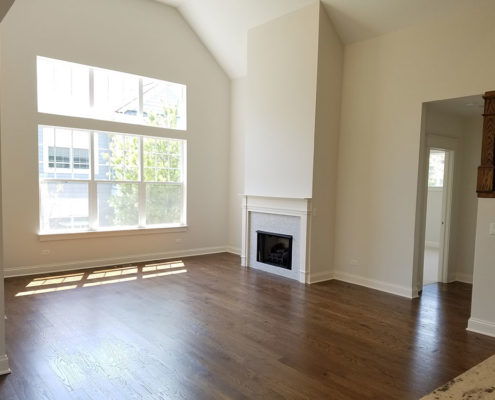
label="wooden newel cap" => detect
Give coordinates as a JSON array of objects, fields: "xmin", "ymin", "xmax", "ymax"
[{"xmin": 483, "ymin": 90, "xmax": 495, "ymax": 99}]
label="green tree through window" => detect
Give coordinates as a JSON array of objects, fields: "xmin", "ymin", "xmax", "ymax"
[{"xmin": 105, "ymin": 134, "xmax": 183, "ymax": 226}]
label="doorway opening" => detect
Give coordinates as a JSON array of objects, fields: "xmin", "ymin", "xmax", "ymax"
[
  {"xmin": 414, "ymin": 94, "xmax": 483, "ymax": 296},
  {"xmin": 423, "ymin": 148, "xmax": 453, "ymax": 286}
]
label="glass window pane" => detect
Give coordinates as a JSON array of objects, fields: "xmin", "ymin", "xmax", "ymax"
[
  {"xmin": 97, "ymin": 183, "xmax": 139, "ymax": 228},
  {"xmin": 37, "ymin": 57, "xmax": 186, "ymax": 130},
  {"xmin": 143, "ymin": 137, "xmax": 183, "ymax": 183},
  {"xmin": 93, "ymin": 69, "xmax": 139, "ymax": 124},
  {"xmin": 169, "ymin": 169, "xmax": 181, "ymax": 183},
  {"xmin": 142, "ymin": 78, "xmax": 187, "ymax": 130},
  {"xmin": 146, "ymin": 184, "xmax": 183, "ymax": 225},
  {"xmin": 428, "ymin": 150, "xmax": 446, "ymax": 187},
  {"xmin": 169, "ymin": 155, "xmax": 179, "ymax": 169},
  {"xmin": 40, "ymin": 182, "xmax": 89, "ymax": 232},
  {"xmin": 37, "ymin": 57, "xmax": 90, "ymax": 118},
  {"xmin": 169, "ymin": 140, "xmax": 180, "ymax": 155},
  {"xmin": 95, "ymin": 132, "xmax": 139, "ymax": 181},
  {"xmin": 157, "ymin": 169, "xmax": 168, "ymax": 182},
  {"xmin": 39, "ymin": 126, "xmax": 90, "ymax": 180},
  {"xmin": 144, "ymin": 168, "xmax": 155, "ymax": 181}
]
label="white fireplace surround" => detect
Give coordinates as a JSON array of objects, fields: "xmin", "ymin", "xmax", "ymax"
[{"xmin": 241, "ymin": 195, "xmax": 312, "ymax": 283}]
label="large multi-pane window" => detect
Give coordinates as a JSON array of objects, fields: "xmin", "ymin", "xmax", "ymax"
[
  {"xmin": 39, "ymin": 126, "xmax": 186, "ymax": 233},
  {"xmin": 37, "ymin": 57, "xmax": 187, "ymax": 130},
  {"xmin": 37, "ymin": 57, "xmax": 188, "ymax": 234}
]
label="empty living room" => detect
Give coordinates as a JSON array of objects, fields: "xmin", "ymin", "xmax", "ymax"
[{"xmin": 1, "ymin": 0, "xmax": 495, "ymax": 399}]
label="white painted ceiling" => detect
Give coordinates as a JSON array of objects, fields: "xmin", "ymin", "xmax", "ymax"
[{"xmin": 154, "ymin": 0, "xmax": 488, "ymax": 78}]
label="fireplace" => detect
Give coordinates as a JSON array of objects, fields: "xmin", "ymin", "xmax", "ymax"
[
  {"xmin": 256, "ymin": 231, "xmax": 293, "ymax": 270},
  {"xmin": 242, "ymin": 195, "xmax": 311, "ymax": 282}
]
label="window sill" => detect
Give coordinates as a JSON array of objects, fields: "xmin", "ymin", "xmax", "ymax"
[{"xmin": 38, "ymin": 225, "xmax": 188, "ymax": 242}]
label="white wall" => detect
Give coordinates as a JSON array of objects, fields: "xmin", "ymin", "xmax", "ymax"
[
  {"xmin": 309, "ymin": 3, "xmax": 343, "ymax": 280},
  {"xmin": 0, "ymin": 0, "xmax": 230, "ymax": 276},
  {"xmin": 469, "ymin": 199, "xmax": 495, "ymax": 336},
  {"xmin": 0, "ymin": 27, "xmax": 10, "ymax": 374},
  {"xmin": 335, "ymin": 1, "xmax": 495, "ymax": 298},
  {"xmin": 452, "ymin": 116, "xmax": 482, "ymax": 283},
  {"xmin": 227, "ymin": 77, "xmax": 247, "ymax": 253},
  {"xmin": 425, "ymin": 188, "xmax": 442, "ymax": 246},
  {"xmin": 245, "ymin": 3, "xmax": 319, "ymax": 198}
]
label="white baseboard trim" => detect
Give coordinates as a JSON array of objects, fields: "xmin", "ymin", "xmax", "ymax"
[
  {"xmin": 225, "ymin": 246, "xmax": 241, "ymax": 256},
  {"xmin": 333, "ymin": 271, "xmax": 415, "ymax": 298},
  {"xmin": 308, "ymin": 271, "xmax": 334, "ymax": 284},
  {"xmin": 467, "ymin": 318, "xmax": 495, "ymax": 337},
  {"xmin": 4, "ymin": 246, "xmax": 230, "ymax": 278},
  {"xmin": 425, "ymin": 241, "xmax": 440, "ymax": 249},
  {"xmin": 0, "ymin": 354, "xmax": 10, "ymax": 375},
  {"xmin": 455, "ymin": 272, "xmax": 473, "ymax": 284}
]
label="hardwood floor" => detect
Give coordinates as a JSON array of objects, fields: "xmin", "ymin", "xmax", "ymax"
[{"xmin": 0, "ymin": 253, "xmax": 494, "ymax": 399}]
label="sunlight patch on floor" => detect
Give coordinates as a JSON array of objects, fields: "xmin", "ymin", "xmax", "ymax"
[
  {"xmin": 87, "ymin": 266, "xmax": 138, "ymax": 280},
  {"xmin": 83, "ymin": 277, "xmax": 137, "ymax": 287},
  {"xmin": 143, "ymin": 269, "xmax": 187, "ymax": 279},
  {"xmin": 26, "ymin": 273, "xmax": 84, "ymax": 287},
  {"xmin": 143, "ymin": 261, "xmax": 185, "ymax": 272},
  {"xmin": 16, "ymin": 285, "xmax": 78, "ymax": 296},
  {"xmin": 16, "ymin": 261, "xmax": 187, "ymax": 296}
]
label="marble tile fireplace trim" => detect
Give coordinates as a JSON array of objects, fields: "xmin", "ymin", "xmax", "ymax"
[{"xmin": 241, "ymin": 195, "xmax": 312, "ymax": 283}]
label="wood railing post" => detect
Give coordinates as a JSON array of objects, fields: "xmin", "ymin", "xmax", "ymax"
[{"xmin": 477, "ymin": 91, "xmax": 495, "ymax": 197}]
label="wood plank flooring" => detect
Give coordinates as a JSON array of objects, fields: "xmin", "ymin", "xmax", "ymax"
[{"xmin": 0, "ymin": 252, "xmax": 494, "ymax": 399}]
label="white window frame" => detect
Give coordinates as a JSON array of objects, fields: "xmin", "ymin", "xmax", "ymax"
[{"xmin": 38, "ymin": 126, "xmax": 187, "ymax": 238}]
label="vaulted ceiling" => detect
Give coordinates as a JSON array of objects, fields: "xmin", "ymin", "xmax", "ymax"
[{"xmin": 159, "ymin": 0, "xmax": 488, "ymax": 78}]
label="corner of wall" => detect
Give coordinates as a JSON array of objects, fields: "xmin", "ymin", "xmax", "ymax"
[
  {"xmin": 227, "ymin": 77, "xmax": 247, "ymax": 253},
  {"xmin": 308, "ymin": 1, "xmax": 343, "ymax": 280}
]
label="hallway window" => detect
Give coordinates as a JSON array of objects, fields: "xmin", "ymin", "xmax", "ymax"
[{"xmin": 428, "ymin": 150, "xmax": 446, "ymax": 187}]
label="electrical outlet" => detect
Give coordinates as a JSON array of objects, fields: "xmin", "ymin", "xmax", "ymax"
[
  {"xmin": 490, "ymin": 223, "xmax": 495, "ymax": 235},
  {"xmin": 41, "ymin": 249, "xmax": 50, "ymax": 255},
  {"xmin": 175, "ymin": 238, "xmax": 182, "ymax": 243}
]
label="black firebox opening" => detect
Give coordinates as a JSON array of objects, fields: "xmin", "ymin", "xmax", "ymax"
[{"xmin": 256, "ymin": 231, "xmax": 293, "ymax": 270}]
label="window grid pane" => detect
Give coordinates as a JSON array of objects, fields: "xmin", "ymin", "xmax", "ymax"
[
  {"xmin": 39, "ymin": 126, "xmax": 91, "ymax": 180},
  {"xmin": 39, "ymin": 126, "xmax": 186, "ymax": 233},
  {"xmin": 143, "ymin": 137, "xmax": 182, "ymax": 183},
  {"xmin": 146, "ymin": 183, "xmax": 183, "ymax": 225},
  {"xmin": 95, "ymin": 132, "xmax": 140, "ymax": 181},
  {"xmin": 40, "ymin": 181, "xmax": 89, "ymax": 232},
  {"xmin": 97, "ymin": 183, "xmax": 139, "ymax": 228}
]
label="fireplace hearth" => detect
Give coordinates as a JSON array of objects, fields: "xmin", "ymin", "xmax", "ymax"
[{"xmin": 256, "ymin": 231, "xmax": 293, "ymax": 270}]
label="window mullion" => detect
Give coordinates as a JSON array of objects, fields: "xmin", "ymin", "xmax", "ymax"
[
  {"xmin": 139, "ymin": 78, "xmax": 143, "ymax": 119},
  {"xmin": 89, "ymin": 132, "xmax": 97, "ymax": 230},
  {"xmin": 181, "ymin": 141, "xmax": 187, "ymax": 226},
  {"xmin": 89, "ymin": 68, "xmax": 94, "ymax": 109},
  {"xmin": 70, "ymin": 130, "xmax": 74, "ymax": 175},
  {"xmin": 139, "ymin": 137, "xmax": 146, "ymax": 227}
]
